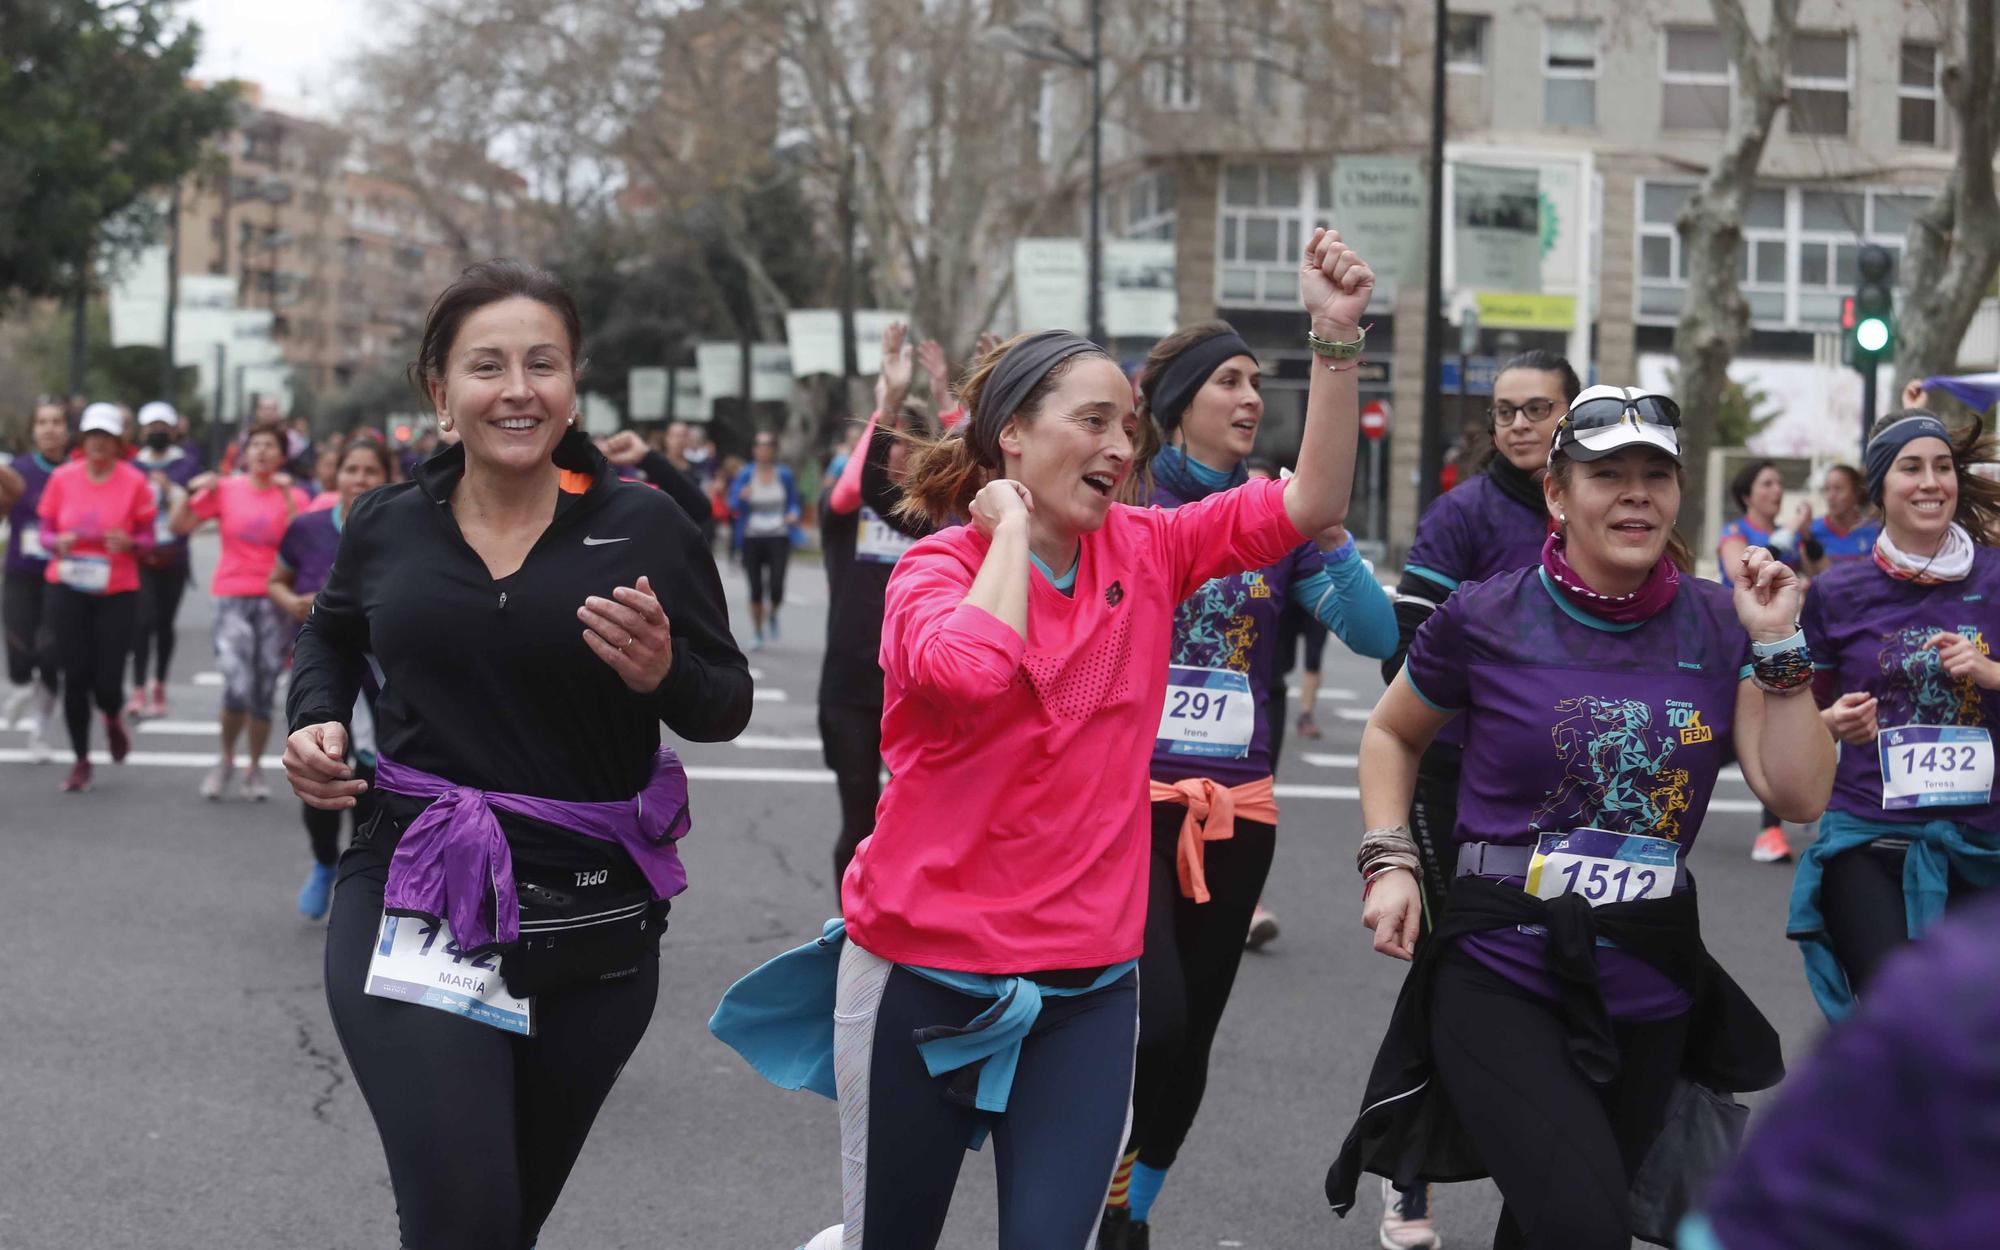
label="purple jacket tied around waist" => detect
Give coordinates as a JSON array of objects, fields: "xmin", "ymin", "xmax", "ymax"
[{"xmin": 375, "ymin": 747, "xmax": 693, "ymax": 952}]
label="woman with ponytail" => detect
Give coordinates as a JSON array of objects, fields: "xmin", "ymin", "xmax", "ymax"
[
  {"xmin": 715, "ymin": 229, "xmax": 1377, "ymax": 1250},
  {"xmin": 1789, "ymin": 409, "xmax": 2000, "ymax": 1020},
  {"xmin": 1097, "ymin": 320, "xmax": 1395, "ymax": 1249}
]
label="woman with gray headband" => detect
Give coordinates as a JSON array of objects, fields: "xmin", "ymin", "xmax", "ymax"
[{"xmin": 712, "ymin": 229, "xmax": 1373, "ymax": 1250}]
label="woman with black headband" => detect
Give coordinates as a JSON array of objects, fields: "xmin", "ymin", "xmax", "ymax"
[
  {"xmin": 1330, "ymin": 385, "xmax": 1833, "ymax": 1249},
  {"xmin": 1097, "ymin": 321, "xmax": 1395, "ymax": 1249},
  {"xmin": 1788, "ymin": 409, "xmax": 2000, "ymax": 1020},
  {"xmin": 713, "ymin": 228, "xmax": 1374, "ymax": 1250}
]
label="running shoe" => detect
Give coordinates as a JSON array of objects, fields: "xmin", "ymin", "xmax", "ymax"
[
  {"xmin": 104, "ymin": 713, "xmax": 130, "ymax": 763},
  {"xmin": 61, "ymin": 760, "xmax": 92, "ymax": 792},
  {"xmin": 794, "ymin": 1227, "xmax": 843, "ymax": 1250},
  {"xmin": 147, "ymin": 680, "xmax": 168, "ymax": 719},
  {"xmin": 1379, "ymin": 1178, "xmax": 1442, "ymax": 1249},
  {"xmin": 751, "ymin": 626, "xmax": 765, "ymax": 652},
  {"xmin": 1296, "ymin": 711, "xmax": 1324, "ymax": 741},
  {"xmin": 1099, "ymin": 1207, "xmax": 1132, "ymax": 1250},
  {"xmin": 241, "ymin": 767, "xmax": 271, "ymax": 802},
  {"xmin": 1751, "ymin": 825, "xmax": 1793, "ymax": 864},
  {"xmin": 25, "ymin": 715, "xmax": 53, "ymax": 764},
  {"xmin": 297, "ymin": 862, "xmax": 337, "ymax": 920},
  {"xmin": 123, "ymin": 688, "xmax": 150, "ymax": 720},
  {"xmin": 3, "ymin": 682, "xmax": 32, "ymax": 727},
  {"xmin": 200, "ymin": 764, "xmax": 229, "ymax": 800},
  {"xmin": 1246, "ymin": 904, "xmax": 1281, "ymax": 950}
]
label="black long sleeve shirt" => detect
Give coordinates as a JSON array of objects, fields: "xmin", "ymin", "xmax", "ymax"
[
  {"xmin": 288, "ymin": 433, "xmax": 752, "ymax": 803},
  {"xmin": 817, "ymin": 425, "xmax": 933, "ymax": 709}
]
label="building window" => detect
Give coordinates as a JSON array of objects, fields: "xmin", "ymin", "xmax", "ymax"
[
  {"xmin": 1636, "ymin": 180, "xmax": 1925, "ymax": 328},
  {"xmin": 1218, "ymin": 162, "xmax": 1316, "ymax": 307},
  {"xmin": 1661, "ymin": 27, "xmax": 1731, "ymax": 130},
  {"xmin": 1144, "ymin": 0, "xmax": 1199, "ymax": 111},
  {"xmin": 1543, "ymin": 20, "xmax": 1598, "ymax": 127},
  {"xmin": 1365, "ymin": 6, "xmax": 1402, "ymax": 66},
  {"xmin": 1900, "ymin": 42, "xmax": 1943, "ymax": 146},
  {"xmin": 1122, "ymin": 169, "xmax": 1176, "ymax": 241},
  {"xmin": 1788, "ymin": 32, "xmax": 1851, "ymax": 137},
  {"xmin": 1445, "ymin": 14, "xmax": 1488, "ymax": 72}
]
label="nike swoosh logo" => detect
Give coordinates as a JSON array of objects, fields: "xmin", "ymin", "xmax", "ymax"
[{"xmin": 582, "ymin": 536, "xmax": 630, "ymax": 546}]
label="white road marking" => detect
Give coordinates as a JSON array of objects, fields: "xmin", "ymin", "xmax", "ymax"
[
  {"xmin": 1286, "ymin": 687, "xmax": 1359, "ymax": 701},
  {"xmin": 732, "ymin": 735, "xmax": 825, "ymax": 751},
  {"xmin": 752, "ymin": 689, "xmax": 789, "ymax": 703},
  {"xmin": 1301, "ymin": 752, "xmax": 1360, "ymax": 768},
  {"xmin": 1333, "ymin": 708, "xmax": 1372, "ymax": 721}
]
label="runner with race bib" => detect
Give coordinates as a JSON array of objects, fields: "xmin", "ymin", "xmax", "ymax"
[
  {"xmin": 1099, "ymin": 321, "xmax": 1395, "ymax": 1250},
  {"xmin": 1329, "ymin": 385, "xmax": 1835, "ymax": 1249},
  {"xmin": 35, "ymin": 403, "xmax": 153, "ymax": 792},
  {"xmin": 1789, "ymin": 409, "xmax": 2000, "ymax": 1020},
  {"xmin": 2, "ymin": 398, "xmax": 69, "ymax": 762}
]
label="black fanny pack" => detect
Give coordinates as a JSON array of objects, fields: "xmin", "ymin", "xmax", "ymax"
[{"xmin": 502, "ymin": 862, "xmax": 670, "ymax": 998}]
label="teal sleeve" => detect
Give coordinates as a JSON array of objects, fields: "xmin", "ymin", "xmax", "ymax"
[{"xmin": 1291, "ymin": 553, "xmax": 1398, "ymax": 660}]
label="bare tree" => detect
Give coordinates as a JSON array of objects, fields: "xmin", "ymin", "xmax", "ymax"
[
  {"xmin": 1671, "ymin": 0, "xmax": 1799, "ymax": 550},
  {"xmin": 1896, "ymin": 0, "xmax": 2000, "ymax": 394}
]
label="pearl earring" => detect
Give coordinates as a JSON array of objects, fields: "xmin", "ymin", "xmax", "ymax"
[{"xmin": 1558, "ymin": 513, "xmax": 1567, "ymax": 524}]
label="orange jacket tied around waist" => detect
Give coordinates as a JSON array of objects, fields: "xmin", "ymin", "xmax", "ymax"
[{"xmin": 1149, "ymin": 775, "xmax": 1279, "ymax": 903}]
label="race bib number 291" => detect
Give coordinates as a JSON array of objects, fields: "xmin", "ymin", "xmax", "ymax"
[{"xmin": 1155, "ymin": 665, "xmax": 1255, "ymax": 759}]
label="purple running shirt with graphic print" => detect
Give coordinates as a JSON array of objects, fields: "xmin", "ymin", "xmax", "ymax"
[{"xmin": 1403, "ymin": 565, "xmax": 1753, "ymax": 1019}]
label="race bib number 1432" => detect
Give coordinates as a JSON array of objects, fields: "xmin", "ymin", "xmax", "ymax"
[{"xmin": 1879, "ymin": 725, "xmax": 1994, "ymax": 810}]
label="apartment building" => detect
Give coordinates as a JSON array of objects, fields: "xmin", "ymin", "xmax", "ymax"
[
  {"xmin": 171, "ymin": 85, "xmax": 534, "ymax": 409},
  {"xmin": 1040, "ymin": 0, "xmax": 1968, "ymax": 552}
]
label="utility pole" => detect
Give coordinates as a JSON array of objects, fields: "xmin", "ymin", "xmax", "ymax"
[
  {"xmin": 162, "ymin": 186, "xmax": 182, "ymax": 403},
  {"xmin": 1416, "ymin": 0, "xmax": 1451, "ymax": 513},
  {"xmin": 1085, "ymin": 0, "xmax": 1104, "ymax": 346},
  {"xmin": 838, "ymin": 109, "xmax": 860, "ymax": 410}
]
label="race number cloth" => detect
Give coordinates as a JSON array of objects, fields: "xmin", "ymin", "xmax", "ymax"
[
  {"xmin": 1527, "ymin": 829, "xmax": 1678, "ymax": 906},
  {"xmin": 365, "ymin": 911, "xmax": 535, "ymax": 1035},
  {"xmin": 1879, "ymin": 726, "xmax": 1994, "ymax": 809},
  {"xmin": 54, "ymin": 556, "xmax": 111, "ymax": 594},
  {"xmin": 1155, "ymin": 665, "xmax": 1255, "ymax": 759},
  {"xmin": 1401, "ymin": 472, "xmax": 1552, "ymax": 749},
  {"xmin": 855, "ymin": 507, "xmax": 916, "ymax": 565},
  {"xmin": 373, "ymin": 748, "xmax": 693, "ymax": 953},
  {"xmin": 1802, "ymin": 549, "xmax": 2000, "ymax": 835},
  {"xmin": 1150, "ymin": 775, "xmax": 1278, "ymax": 904},
  {"xmin": 1403, "ymin": 565, "xmax": 1752, "ymax": 1021},
  {"xmin": 35, "ymin": 460, "xmax": 154, "ymax": 595}
]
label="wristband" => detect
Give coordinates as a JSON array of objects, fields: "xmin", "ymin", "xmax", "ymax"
[
  {"xmin": 1307, "ymin": 324, "xmax": 1368, "ymax": 360},
  {"xmin": 1750, "ymin": 627, "xmax": 1806, "ymax": 658},
  {"xmin": 1751, "ymin": 630, "xmax": 1813, "ymax": 694}
]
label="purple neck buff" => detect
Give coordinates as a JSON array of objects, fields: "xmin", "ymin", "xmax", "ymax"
[{"xmin": 1541, "ymin": 529, "xmax": 1680, "ymax": 624}]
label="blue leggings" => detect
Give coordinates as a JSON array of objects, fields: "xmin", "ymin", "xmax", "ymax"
[{"xmin": 832, "ymin": 943, "xmax": 1137, "ymax": 1249}]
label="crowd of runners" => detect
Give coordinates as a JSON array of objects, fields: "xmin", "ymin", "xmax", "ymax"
[{"xmin": 5, "ymin": 233, "xmax": 1997, "ymax": 1250}]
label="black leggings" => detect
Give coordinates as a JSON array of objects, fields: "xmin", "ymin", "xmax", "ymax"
[
  {"xmin": 1820, "ymin": 840, "xmax": 1981, "ymax": 1000},
  {"xmin": 302, "ymin": 760, "xmax": 377, "ymax": 866},
  {"xmin": 325, "ymin": 859, "xmax": 659, "ymax": 1250},
  {"xmin": 820, "ymin": 699, "xmax": 882, "ymax": 882},
  {"xmin": 834, "ymin": 943, "xmax": 1137, "ymax": 1249},
  {"xmin": 131, "ymin": 562, "xmax": 190, "ymax": 685},
  {"xmin": 742, "ymin": 535, "xmax": 790, "ymax": 609},
  {"xmin": 1128, "ymin": 803, "xmax": 1275, "ymax": 1169},
  {"xmin": 47, "ymin": 585, "xmax": 134, "ymax": 761},
  {"xmin": 1429, "ymin": 949, "xmax": 1688, "ymax": 1250},
  {"xmin": 3, "ymin": 571, "xmax": 58, "ymax": 690}
]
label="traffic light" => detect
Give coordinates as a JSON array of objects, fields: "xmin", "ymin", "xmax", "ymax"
[{"xmin": 1849, "ymin": 244, "xmax": 1895, "ymax": 371}]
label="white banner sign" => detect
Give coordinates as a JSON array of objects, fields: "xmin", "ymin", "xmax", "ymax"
[
  {"xmin": 582, "ymin": 392, "xmax": 620, "ymax": 436},
  {"xmin": 751, "ymin": 345, "xmax": 793, "ymax": 403},
  {"xmin": 695, "ymin": 342, "xmax": 742, "ymax": 401},
  {"xmin": 1331, "ymin": 156, "xmax": 1425, "ymax": 291},
  {"xmin": 628, "ymin": 367, "xmax": 669, "ymax": 421},
  {"xmin": 670, "ymin": 368, "xmax": 705, "ymax": 422},
  {"xmin": 1014, "ymin": 239, "xmax": 1088, "ymax": 334},
  {"xmin": 1453, "ymin": 164, "xmax": 1543, "ymax": 293},
  {"xmin": 1103, "ymin": 239, "xmax": 1177, "ymax": 339}
]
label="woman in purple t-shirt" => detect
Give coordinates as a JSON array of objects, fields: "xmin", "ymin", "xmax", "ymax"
[
  {"xmin": 1329, "ymin": 386, "xmax": 1836, "ymax": 1248},
  {"xmin": 269, "ymin": 439, "xmax": 391, "ymax": 922},
  {"xmin": 1791, "ymin": 409, "xmax": 2000, "ymax": 1020}
]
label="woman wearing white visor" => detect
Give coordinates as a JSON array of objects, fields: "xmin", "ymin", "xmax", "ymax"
[{"xmin": 1330, "ymin": 386, "xmax": 1834, "ymax": 1249}]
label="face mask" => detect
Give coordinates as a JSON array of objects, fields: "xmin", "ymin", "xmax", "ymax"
[{"xmin": 143, "ymin": 430, "xmax": 173, "ymax": 451}]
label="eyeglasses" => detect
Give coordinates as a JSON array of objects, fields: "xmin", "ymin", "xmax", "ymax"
[
  {"xmin": 1564, "ymin": 394, "xmax": 1682, "ymax": 432},
  {"xmin": 1488, "ymin": 398, "xmax": 1561, "ymax": 425}
]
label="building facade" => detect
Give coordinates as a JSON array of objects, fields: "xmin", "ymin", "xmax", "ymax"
[{"xmin": 1042, "ymin": 0, "xmax": 1972, "ymax": 556}]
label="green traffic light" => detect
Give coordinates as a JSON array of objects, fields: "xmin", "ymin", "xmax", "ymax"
[{"xmin": 1857, "ymin": 318, "xmax": 1890, "ymax": 353}]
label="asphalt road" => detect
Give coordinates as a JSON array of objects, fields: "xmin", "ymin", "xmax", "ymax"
[{"xmin": 0, "ymin": 535, "xmax": 1836, "ymax": 1250}]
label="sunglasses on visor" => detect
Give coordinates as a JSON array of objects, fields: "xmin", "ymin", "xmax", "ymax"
[{"xmin": 1562, "ymin": 394, "xmax": 1682, "ymax": 432}]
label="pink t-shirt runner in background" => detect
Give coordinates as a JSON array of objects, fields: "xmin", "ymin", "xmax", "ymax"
[
  {"xmin": 843, "ymin": 475, "xmax": 1305, "ymax": 973},
  {"xmin": 36, "ymin": 460, "xmax": 156, "ymax": 595},
  {"xmin": 305, "ymin": 491, "xmax": 340, "ymax": 513},
  {"xmin": 190, "ymin": 476, "xmax": 308, "ymax": 596}
]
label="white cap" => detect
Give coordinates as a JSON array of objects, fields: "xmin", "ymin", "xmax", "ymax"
[
  {"xmin": 78, "ymin": 403, "xmax": 126, "ymax": 439},
  {"xmin": 1554, "ymin": 385, "xmax": 1682, "ymax": 464},
  {"xmin": 137, "ymin": 401, "xmax": 178, "ymax": 427}
]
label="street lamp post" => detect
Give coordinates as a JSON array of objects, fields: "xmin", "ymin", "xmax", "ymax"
[{"xmin": 981, "ymin": 2, "xmax": 1105, "ymax": 346}]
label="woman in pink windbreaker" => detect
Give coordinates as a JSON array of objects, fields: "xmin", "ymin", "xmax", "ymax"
[{"xmin": 813, "ymin": 228, "xmax": 1375, "ymax": 1249}]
